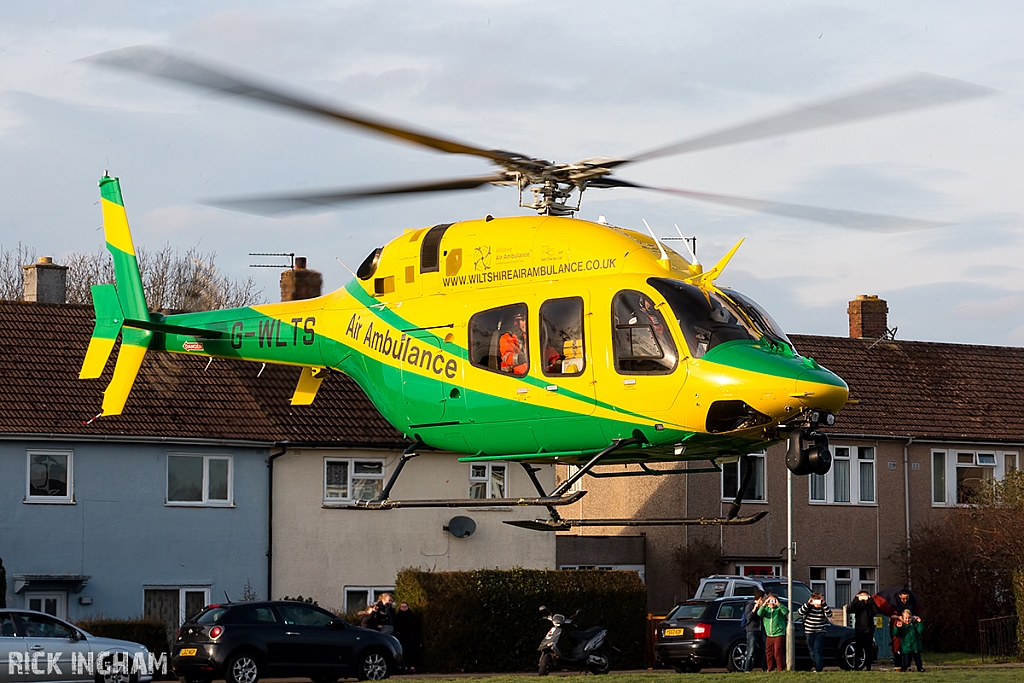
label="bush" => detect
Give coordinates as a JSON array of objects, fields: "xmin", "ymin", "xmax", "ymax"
[
  {"xmin": 74, "ymin": 617, "xmax": 171, "ymax": 661},
  {"xmin": 395, "ymin": 567, "xmax": 646, "ymax": 673}
]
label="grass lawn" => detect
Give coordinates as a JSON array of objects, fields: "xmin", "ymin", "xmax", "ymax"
[{"xmin": 407, "ymin": 671, "xmax": 1022, "ymax": 683}]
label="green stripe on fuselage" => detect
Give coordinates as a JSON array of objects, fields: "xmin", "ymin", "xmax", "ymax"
[{"xmin": 701, "ymin": 339, "xmax": 847, "ymax": 387}]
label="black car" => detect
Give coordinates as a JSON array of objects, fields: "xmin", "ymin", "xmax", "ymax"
[
  {"xmin": 172, "ymin": 601, "xmax": 402, "ymax": 683},
  {"xmin": 655, "ymin": 598, "xmax": 862, "ymax": 672}
]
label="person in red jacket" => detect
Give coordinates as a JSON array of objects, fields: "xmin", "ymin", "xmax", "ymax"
[{"xmin": 500, "ymin": 311, "xmax": 528, "ymax": 375}]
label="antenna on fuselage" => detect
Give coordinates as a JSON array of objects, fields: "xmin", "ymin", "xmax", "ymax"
[{"xmin": 642, "ymin": 218, "xmax": 671, "ymax": 270}]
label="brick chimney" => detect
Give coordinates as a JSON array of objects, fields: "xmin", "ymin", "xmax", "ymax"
[
  {"xmin": 280, "ymin": 257, "xmax": 322, "ymax": 301},
  {"xmin": 23, "ymin": 256, "xmax": 68, "ymax": 304},
  {"xmin": 848, "ymin": 294, "xmax": 888, "ymax": 339}
]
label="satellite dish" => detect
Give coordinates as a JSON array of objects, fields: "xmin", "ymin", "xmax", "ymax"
[{"xmin": 444, "ymin": 516, "xmax": 476, "ymax": 538}]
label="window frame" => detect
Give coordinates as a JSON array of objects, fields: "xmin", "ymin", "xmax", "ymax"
[
  {"xmin": 468, "ymin": 303, "xmax": 530, "ymax": 376},
  {"xmin": 25, "ymin": 449, "xmax": 74, "ymax": 505},
  {"xmin": 323, "ymin": 457, "xmax": 387, "ymax": 504},
  {"xmin": 808, "ymin": 566, "xmax": 876, "ymax": 608},
  {"xmin": 931, "ymin": 448, "xmax": 1018, "ymax": 507},
  {"xmin": 539, "ymin": 296, "xmax": 586, "ymax": 377},
  {"xmin": 469, "ymin": 462, "xmax": 507, "ymax": 499},
  {"xmin": 166, "ymin": 453, "xmax": 234, "ymax": 507},
  {"xmin": 343, "ymin": 586, "xmax": 394, "ymax": 613},
  {"xmin": 808, "ymin": 444, "xmax": 876, "ymax": 506},
  {"xmin": 720, "ymin": 452, "xmax": 767, "ymax": 503}
]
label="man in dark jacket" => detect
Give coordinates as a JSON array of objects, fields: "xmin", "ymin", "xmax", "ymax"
[
  {"xmin": 742, "ymin": 590, "xmax": 765, "ymax": 672},
  {"xmin": 848, "ymin": 591, "xmax": 879, "ymax": 670}
]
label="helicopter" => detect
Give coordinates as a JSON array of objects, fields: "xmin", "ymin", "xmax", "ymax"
[{"xmin": 78, "ymin": 47, "xmax": 991, "ymax": 531}]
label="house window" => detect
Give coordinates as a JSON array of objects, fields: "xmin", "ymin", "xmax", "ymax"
[
  {"xmin": 808, "ymin": 566, "xmax": 876, "ymax": 608},
  {"xmin": 26, "ymin": 450, "xmax": 73, "ymax": 504},
  {"xmin": 343, "ymin": 586, "xmax": 394, "ymax": 613},
  {"xmin": 324, "ymin": 458, "xmax": 385, "ymax": 502},
  {"xmin": 721, "ymin": 453, "xmax": 765, "ymax": 502},
  {"xmin": 932, "ymin": 449, "xmax": 1017, "ymax": 507},
  {"xmin": 469, "ymin": 463, "xmax": 506, "ymax": 499},
  {"xmin": 738, "ymin": 565, "xmax": 781, "ymax": 578},
  {"xmin": 167, "ymin": 454, "xmax": 232, "ymax": 505},
  {"xmin": 808, "ymin": 445, "xmax": 875, "ymax": 505}
]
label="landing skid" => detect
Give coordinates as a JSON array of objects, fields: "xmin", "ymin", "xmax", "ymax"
[
  {"xmin": 504, "ymin": 510, "xmax": 769, "ymax": 532},
  {"xmin": 348, "ymin": 491, "xmax": 586, "ymax": 510}
]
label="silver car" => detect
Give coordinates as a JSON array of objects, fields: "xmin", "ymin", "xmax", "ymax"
[{"xmin": 1, "ymin": 610, "xmax": 156, "ymax": 683}]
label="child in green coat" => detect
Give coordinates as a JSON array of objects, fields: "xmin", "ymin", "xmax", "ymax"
[
  {"xmin": 893, "ymin": 609, "xmax": 925, "ymax": 672},
  {"xmin": 756, "ymin": 594, "xmax": 789, "ymax": 671}
]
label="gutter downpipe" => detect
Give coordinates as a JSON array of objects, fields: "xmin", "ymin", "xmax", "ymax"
[
  {"xmin": 904, "ymin": 437, "xmax": 914, "ymax": 589},
  {"xmin": 267, "ymin": 445, "xmax": 287, "ymax": 600}
]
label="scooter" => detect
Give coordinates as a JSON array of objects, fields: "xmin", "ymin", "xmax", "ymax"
[{"xmin": 537, "ymin": 606, "xmax": 611, "ymax": 675}]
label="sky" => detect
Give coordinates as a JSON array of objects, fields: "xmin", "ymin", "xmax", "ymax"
[{"xmin": 1, "ymin": 1, "xmax": 1022, "ymax": 346}]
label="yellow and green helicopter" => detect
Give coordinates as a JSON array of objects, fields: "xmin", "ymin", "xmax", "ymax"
[{"xmin": 79, "ymin": 48, "xmax": 990, "ymax": 530}]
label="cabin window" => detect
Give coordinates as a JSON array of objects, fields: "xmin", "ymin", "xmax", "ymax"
[
  {"xmin": 648, "ymin": 278, "xmax": 758, "ymax": 358},
  {"xmin": 540, "ymin": 297, "xmax": 585, "ymax": 377},
  {"xmin": 419, "ymin": 223, "xmax": 452, "ymax": 273},
  {"xmin": 610, "ymin": 290, "xmax": 677, "ymax": 374},
  {"xmin": 469, "ymin": 303, "xmax": 529, "ymax": 376}
]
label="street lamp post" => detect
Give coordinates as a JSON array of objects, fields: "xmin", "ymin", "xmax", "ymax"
[{"xmin": 786, "ymin": 467, "xmax": 795, "ymax": 670}]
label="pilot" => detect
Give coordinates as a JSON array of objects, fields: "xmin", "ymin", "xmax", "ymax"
[{"xmin": 500, "ymin": 311, "xmax": 528, "ymax": 375}]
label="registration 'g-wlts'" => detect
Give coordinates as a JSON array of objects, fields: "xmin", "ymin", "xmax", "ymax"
[{"xmin": 1, "ymin": 610, "xmax": 157, "ymax": 683}]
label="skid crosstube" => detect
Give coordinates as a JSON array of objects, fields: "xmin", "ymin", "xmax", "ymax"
[
  {"xmin": 347, "ymin": 490, "xmax": 586, "ymax": 510},
  {"xmin": 503, "ymin": 510, "xmax": 769, "ymax": 532}
]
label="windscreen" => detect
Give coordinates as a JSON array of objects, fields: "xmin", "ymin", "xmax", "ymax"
[
  {"xmin": 720, "ymin": 288, "xmax": 792, "ymax": 346},
  {"xmin": 648, "ymin": 278, "xmax": 757, "ymax": 358}
]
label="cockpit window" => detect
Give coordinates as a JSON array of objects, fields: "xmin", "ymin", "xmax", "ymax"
[
  {"xmin": 648, "ymin": 278, "xmax": 757, "ymax": 358},
  {"xmin": 611, "ymin": 290, "xmax": 678, "ymax": 374},
  {"xmin": 720, "ymin": 288, "xmax": 792, "ymax": 346}
]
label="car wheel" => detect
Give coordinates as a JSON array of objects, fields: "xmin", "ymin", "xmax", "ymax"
[
  {"xmin": 586, "ymin": 652, "xmax": 610, "ymax": 675},
  {"xmin": 226, "ymin": 652, "xmax": 262, "ymax": 683},
  {"xmin": 95, "ymin": 653, "xmax": 136, "ymax": 683},
  {"xmin": 356, "ymin": 649, "xmax": 390, "ymax": 681},
  {"xmin": 725, "ymin": 640, "xmax": 748, "ymax": 672},
  {"xmin": 838, "ymin": 639, "xmax": 857, "ymax": 670},
  {"xmin": 538, "ymin": 652, "xmax": 553, "ymax": 676}
]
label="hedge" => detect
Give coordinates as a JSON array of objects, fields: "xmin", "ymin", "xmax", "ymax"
[
  {"xmin": 74, "ymin": 617, "xmax": 171, "ymax": 669},
  {"xmin": 395, "ymin": 567, "xmax": 646, "ymax": 673}
]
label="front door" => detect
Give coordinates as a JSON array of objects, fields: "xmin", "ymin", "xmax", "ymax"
[{"xmin": 24, "ymin": 593, "xmax": 66, "ymax": 621}]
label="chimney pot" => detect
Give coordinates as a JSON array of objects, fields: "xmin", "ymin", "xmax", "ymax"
[
  {"xmin": 23, "ymin": 257, "xmax": 68, "ymax": 304},
  {"xmin": 280, "ymin": 257, "xmax": 322, "ymax": 301},
  {"xmin": 848, "ymin": 294, "xmax": 888, "ymax": 339}
]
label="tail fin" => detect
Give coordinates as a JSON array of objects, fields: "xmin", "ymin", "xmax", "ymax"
[{"xmin": 79, "ymin": 173, "xmax": 152, "ymax": 416}]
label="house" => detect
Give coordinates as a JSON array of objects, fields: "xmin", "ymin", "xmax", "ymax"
[
  {"xmin": 1, "ymin": 258, "xmax": 556, "ymax": 632},
  {"xmin": 556, "ymin": 295, "xmax": 1024, "ymax": 612}
]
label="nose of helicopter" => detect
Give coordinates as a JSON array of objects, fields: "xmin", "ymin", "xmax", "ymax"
[{"xmin": 794, "ymin": 364, "xmax": 849, "ymax": 413}]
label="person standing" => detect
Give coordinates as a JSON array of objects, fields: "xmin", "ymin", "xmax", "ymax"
[
  {"xmin": 893, "ymin": 610, "xmax": 925, "ymax": 672},
  {"xmin": 742, "ymin": 590, "xmax": 766, "ymax": 672},
  {"xmin": 798, "ymin": 593, "xmax": 833, "ymax": 673},
  {"xmin": 358, "ymin": 603, "xmax": 379, "ymax": 630},
  {"xmin": 756, "ymin": 593, "xmax": 789, "ymax": 672},
  {"xmin": 847, "ymin": 591, "xmax": 879, "ymax": 670},
  {"xmin": 376, "ymin": 593, "xmax": 396, "ymax": 635},
  {"xmin": 393, "ymin": 601, "xmax": 422, "ymax": 673}
]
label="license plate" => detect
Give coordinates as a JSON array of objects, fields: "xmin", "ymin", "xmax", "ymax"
[
  {"xmin": 179, "ymin": 648, "xmax": 197, "ymax": 657},
  {"xmin": 664, "ymin": 628, "xmax": 685, "ymax": 637}
]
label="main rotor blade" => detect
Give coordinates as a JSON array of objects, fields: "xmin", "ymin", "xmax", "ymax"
[
  {"xmin": 605, "ymin": 179, "xmax": 950, "ymax": 233},
  {"xmin": 84, "ymin": 46, "xmax": 520, "ymax": 164},
  {"xmin": 204, "ymin": 174, "xmax": 508, "ymax": 216},
  {"xmin": 616, "ymin": 73, "xmax": 995, "ymax": 167}
]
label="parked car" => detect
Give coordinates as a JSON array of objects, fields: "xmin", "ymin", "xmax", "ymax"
[
  {"xmin": 694, "ymin": 574, "xmax": 813, "ymax": 604},
  {"xmin": 0, "ymin": 609, "xmax": 153, "ymax": 683},
  {"xmin": 654, "ymin": 597, "xmax": 859, "ymax": 672},
  {"xmin": 172, "ymin": 601, "xmax": 402, "ymax": 683}
]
